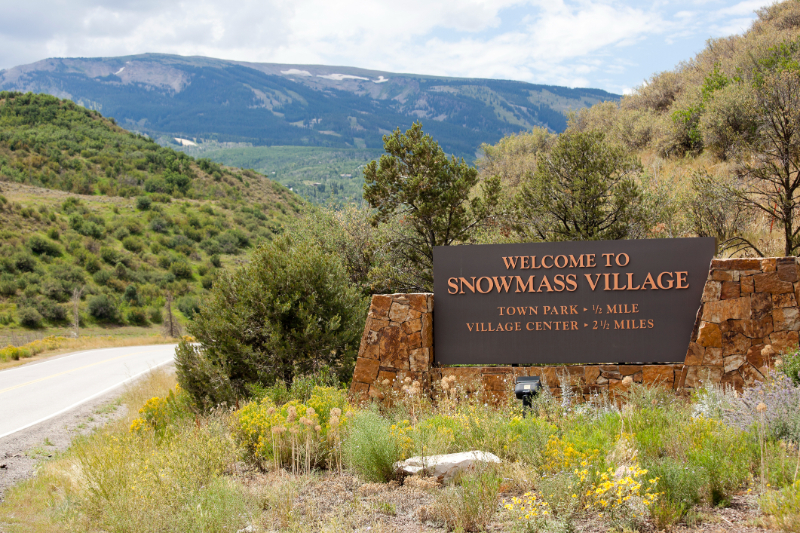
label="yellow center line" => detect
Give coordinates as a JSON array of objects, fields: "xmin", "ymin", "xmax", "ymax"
[{"xmin": 0, "ymin": 348, "xmax": 163, "ymax": 396}]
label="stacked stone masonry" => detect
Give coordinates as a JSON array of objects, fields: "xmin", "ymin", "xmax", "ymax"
[{"xmin": 349, "ymin": 257, "xmax": 799, "ymax": 400}]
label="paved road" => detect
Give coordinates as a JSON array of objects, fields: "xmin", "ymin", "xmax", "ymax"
[{"xmin": 0, "ymin": 344, "xmax": 177, "ymax": 439}]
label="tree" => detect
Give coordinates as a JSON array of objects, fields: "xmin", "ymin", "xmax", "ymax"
[
  {"xmin": 514, "ymin": 130, "xmax": 644, "ymax": 242},
  {"xmin": 175, "ymin": 234, "xmax": 367, "ymax": 408},
  {"xmin": 363, "ymin": 122, "xmax": 501, "ymax": 291},
  {"xmin": 733, "ymin": 71, "xmax": 800, "ymax": 256}
]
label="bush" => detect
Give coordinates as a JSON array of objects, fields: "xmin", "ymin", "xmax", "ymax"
[
  {"xmin": 122, "ymin": 236, "xmax": 143, "ymax": 253},
  {"xmin": 38, "ymin": 299, "xmax": 68, "ymax": 322},
  {"xmin": 136, "ymin": 196, "xmax": 152, "ymax": 210},
  {"xmin": 342, "ymin": 410, "xmax": 401, "ymax": 482},
  {"xmin": 761, "ymin": 481, "xmax": 800, "ymax": 532},
  {"xmin": 778, "ymin": 348, "xmax": 800, "ymax": 386},
  {"xmin": 177, "ymin": 295, "xmax": 200, "ymax": 319},
  {"xmin": 126, "ymin": 308, "xmax": 148, "ymax": 326},
  {"xmin": 18, "ymin": 306, "xmax": 43, "ymax": 328},
  {"xmin": 0, "ymin": 277, "xmax": 17, "ymax": 296},
  {"xmin": 149, "ymin": 307, "xmax": 163, "ymax": 324},
  {"xmin": 88, "ymin": 294, "xmax": 118, "ymax": 321},
  {"xmin": 100, "ymin": 247, "xmax": 120, "ymax": 265},
  {"xmin": 13, "ymin": 252, "xmax": 37, "ymax": 272},
  {"xmin": 28, "ymin": 234, "xmax": 62, "ymax": 257},
  {"xmin": 93, "ymin": 269, "xmax": 112, "ymax": 286},
  {"xmin": 175, "ymin": 234, "xmax": 366, "ymax": 406},
  {"xmin": 431, "ymin": 464, "xmax": 502, "ymax": 532},
  {"xmin": 170, "ymin": 261, "xmax": 193, "ymax": 280}
]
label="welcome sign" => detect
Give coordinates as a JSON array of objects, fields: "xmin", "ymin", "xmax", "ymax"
[{"xmin": 432, "ymin": 238, "xmax": 716, "ymax": 364}]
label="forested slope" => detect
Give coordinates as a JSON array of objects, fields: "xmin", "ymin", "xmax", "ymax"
[{"xmin": 0, "ymin": 92, "xmax": 302, "ymax": 332}]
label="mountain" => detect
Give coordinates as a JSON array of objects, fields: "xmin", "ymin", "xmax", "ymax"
[{"xmin": 0, "ymin": 54, "xmax": 620, "ymax": 159}]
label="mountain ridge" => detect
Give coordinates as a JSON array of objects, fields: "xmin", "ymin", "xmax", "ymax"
[{"xmin": 0, "ymin": 53, "xmax": 620, "ymax": 158}]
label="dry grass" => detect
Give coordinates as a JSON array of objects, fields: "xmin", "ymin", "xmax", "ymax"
[{"xmin": 0, "ymin": 334, "xmax": 176, "ymax": 371}]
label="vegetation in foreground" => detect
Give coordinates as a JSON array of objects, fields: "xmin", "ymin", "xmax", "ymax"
[{"xmin": 3, "ymin": 359, "xmax": 800, "ymax": 532}]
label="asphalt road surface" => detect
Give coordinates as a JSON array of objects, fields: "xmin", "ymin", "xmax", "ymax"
[{"xmin": 0, "ymin": 344, "xmax": 177, "ymax": 439}]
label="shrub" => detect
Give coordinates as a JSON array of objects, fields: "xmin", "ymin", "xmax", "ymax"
[
  {"xmin": 126, "ymin": 308, "xmax": 148, "ymax": 326},
  {"xmin": 778, "ymin": 348, "xmax": 800, "ymax": 386},
  {"xmin": 170, "ymin": 261, "xmax": 193, "ymax": 280},
  {"xmin": 136, "ymin": 196, "xmax": 152, "ymax": 210},
  {"xmin": 725, "ymin": 373, "xmax": 800, "ymax": 443},
  {"xmin": 38, "ymin": 299, "xmax": 67, "ymax": 322},
  {"xmin": 122, "ymin": 236, "xmax": 143, "ymax": 253},
  {"xmin": 13, "ymin": 252, "xmax": 37, "ymax": 272},
  {"xmin": 177, "ymin": 295, "xmax": 200, "ymax": 319},
  {"xmin": 431, "ymin": 464, "xmax": 502, "ymax": 532},
  {"xmin": 18, "ymin": 306, "xmax": 43, "ymax": 328},
  {"xmin": 342, "ymin": 410, "xmax": 401, "ymax": 482},
  {"xmin": 761, "ymin": 481, "xmax": 800, "ymax": 532},
  {"xmin": 46, "ymin": 227, "xmax": 60, "ymax": 240},
  {"xmin": 100, "ymin": 247, "xmax": 120, "ymax": 265},
  {"xmin": 175, "ymin": 234, "xmax": 366, "ymax": 406},
  {"xmin": 93, "ymin": 269, "xmax": 112, "ymax": 286},
  {"xmin": 149, "ymin": 308, "xmax": 163, "ymax": 324},
  {"xmin": 88, "ymin": 294, "xmax": 118, "ymax": 321},
  {"xmin": 0, "ymin": 277, "xmax": 17, "ymax": 296},
  {"xmin": 209, "ymin": 254, "xmax": 222, "ymax": 268}
]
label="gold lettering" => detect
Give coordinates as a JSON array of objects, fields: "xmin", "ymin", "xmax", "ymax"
[
  {"xmin": 506, "ymin": 307, "xmax": 515, "ymax": 315},
  {"xmin": 607, "ymin": 304, "xmax": 618, "ymax": 313},
  {"xmin": 584, "ymin": 273, "xmax": 601, "ymax": 291},
  {"xmin": 493, "ymin": 276, "xmax": 513, "ymax": 293},
  {"xmin": 459, "ymin": 277, "xmax": 475, "ymax": 294},
  {"xmin": 515, "ymin": 322, "xmax": 521, "ymax": 331},
  {"xmin": 586, "ymin": 254, "xmax": 597, "ymax": 267},
  {"xmin": 561, "ymin": 306, "xmax": 568, "ymax": 315},
  {"xmin": 603, "ymin": 273, "xmax": 611, "ymax": 291},
  {"xmin": 569, "ymin": 254, "xmax": 585, "ymax": 268},
  {"xmin": 571, "ymin": 305, "xmax": 578, "ymax": 314},
  {"xmin": 497, "ymin": 307, "xmax": 504, "ymax": 316},
  {"xmin": 676, "ymin": 271, "xmax": 689, "ymax": 289},
  {"xmin": 537, "ymin": 275, "xmax": 553, "ymax": 292},
  {"xmin": 641, "ymin": 273, "xmax": 657, "ymax": 290},
  {"xmin": 626, "ymin": 272, "xmax": 640, "ymax": 291},
  {"xmin": 657, "ymin": 272, "xmax": 674, "ymax": 290},
  {"xmin": 616, "ymin": 253, "xmax": 630, "ymax": 267},
  {"xmin": 612, "ymin": 273, "xmax": 627, "ymax": 291},
  {"xmin": 602, "ymin": 253, "xmax": 614, "ymax": 267},
  {"xmin": 520, "ymin": 256, "xmax": 530, "ymax": 269},
  {"xmin": 514, "ymin": 275, "xmax": 536, "ymax": 293},
  {"xmin": 448, "ymin": 278, "xmax": 459, "ymax": 294},
  {"xmin": 615, "ymin": 320, "xmax": 624, "ymax": 329},
  {"xmin": 467, "ymin": 323, "xmax": 475, "ymax": 331},
  {"xmin": 476, "ymin": 277, "xmax": 494, "ymax": 293},
  {"xmin": 648, "ymin": 319, "xmax": 654, "ymax": 328},
  {"xmin": 571, "ymin": 321, "xmax": 578, "ymax": 330},
  {"xmin": 502, "ymin": 256, "xmax": 518, "ymax": 269},
  {"xmin": 526, "ymin": 322, "xmax": 534, "ymax": 331},
  {"xmin": 505, "ymin": 322, "xmax": 513, "ymax": 331},
  {"xmin": 543, "ymin": 322, "xmax": 552, "ymax": 330},
  {"xmin": 516, "ymin": 307, "xmax": 527, "ymax": 315},
  {"xmin": 531, "ymin": 256, "xmax": 541, "ymax": 269},
  {"xmin": 553, "ymin": 274, "xmax": 566, "ymax": 291},
  {"xmin": 554, "ymin": 255, "xmax": 568, "ymax": 268},
  {"xmin": 633, "ymin": 304, "xmax": 639, "ymax": 313},
  {"xmin": 529, "ymin": 306, "xmax": 538, "ymax": 315},
  {"xmin": 541, "ymin": 255, "xmax": 554, "ymax": 269},
  {"xmin": 566, "ymin": 274, "xmax": 578, "ymax": 291}
]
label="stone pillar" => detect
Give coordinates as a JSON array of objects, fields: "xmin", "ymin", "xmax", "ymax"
[{"xmin": 349, "ymin": 293, "xmax": 434, "ymax": 399}]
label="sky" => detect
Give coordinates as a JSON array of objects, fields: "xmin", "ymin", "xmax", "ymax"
[{"xmin": 0, "ymin": 0, "xmax": 779, "ymax": 94}]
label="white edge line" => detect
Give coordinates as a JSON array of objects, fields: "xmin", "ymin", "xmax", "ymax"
[
  {"xmin": 0, "ymin": 344, "xmax": 177, "ymax": 376},
  {"xmin": 0, "ymin": 358, "xmax": 174, "ymax": 441}
]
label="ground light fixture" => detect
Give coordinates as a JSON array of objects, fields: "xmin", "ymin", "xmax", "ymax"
[{"xmin": 514, "ymin": 376, "xmax": 541, "ymax": 416}]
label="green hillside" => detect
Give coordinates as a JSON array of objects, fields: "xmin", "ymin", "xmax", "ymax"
[{"xmin": 0, "ymin": 91, "xmax": 302, "ymax": 333}]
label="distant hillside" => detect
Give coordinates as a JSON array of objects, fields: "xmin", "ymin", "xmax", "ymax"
[
  {"xmin": 0, "ymin": 91, "xmax": 301, "ymax": 332},
  {"xmin": 0, "ymin": 54, "xmax": 620, "ymax": 159}
]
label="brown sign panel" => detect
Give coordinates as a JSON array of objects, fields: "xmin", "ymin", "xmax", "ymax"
[{"xmin": 432, "ymin": 238, "xmax": 715, "ymax": 365}]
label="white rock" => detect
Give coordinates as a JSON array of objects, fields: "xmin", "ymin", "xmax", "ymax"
[{"xmin": 394, "ymin": 450, "xmax": 501, "ymax": 482}]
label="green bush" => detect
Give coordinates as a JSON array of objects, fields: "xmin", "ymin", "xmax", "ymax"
[
  {"xmin": 342, "ymin": 410, "xmax": 401, "ymax": 482},
  {"xmin": 46, "ymin": 227, "xmax": 60, "ymax": 240},
  {"xmin": 88, "ymin": 294, "xmax": 118, "ymax": 321},
  {"xmin": 122, "ymin": 236, "xmax": 143, "ymax": 253},
  {"xmin": 778, "ymin": 348, "xmax": 800, "ymax": 386},
  {"xmin": 149, "ymin": 308, "xmax": 163, "ymax": 324},
  {"xmin": 18, "ymin": 306, "xmax": 43, "ymax": 328},
  {"xmin": 177, "ymin": 295, "xmax": 200, "ymax": 319},
  {"xmin": 175, "ymin": 234, "xmax": 366, "ymax": 407},
  {"xmin": 761, "ymin": 481, "xmax": 800, "ymax": 532},
  {"xmin": 93, "ymin": 269, "xmax": 112, "ymax": 286},
  {"xmin": 170, "ymin": 261, "xmax": 193, "ymax": 280},
  {"xmin": 13, "ymin": 252, "xmax": 37, "ymax": 272},
  {"xmin": 0, "ymin": 277, "xmax": 17, "ymax": 296},
  {"xmin": 126, "ymin": 308, "xmax": 148, "ymax": 326},
  {"xmin": 100, "ymin": 247, "xmax": 120, "ymax": 265},
  {"xmin": 29, "ymin": 235, "xmax": 62, "ymax": 257},
  {"xmin": 136, "ymin": 196, "xmax": 152, "ymax": 210}
]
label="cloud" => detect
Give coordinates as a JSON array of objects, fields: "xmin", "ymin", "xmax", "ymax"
[{"xmin": 0, "ymin": 0, "xmax": 774, "ymax": 92}]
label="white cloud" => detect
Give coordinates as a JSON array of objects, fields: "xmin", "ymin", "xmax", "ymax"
[{"xmin": 0, "ymin": 0, "xmax": 774, "ymax": 92}]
